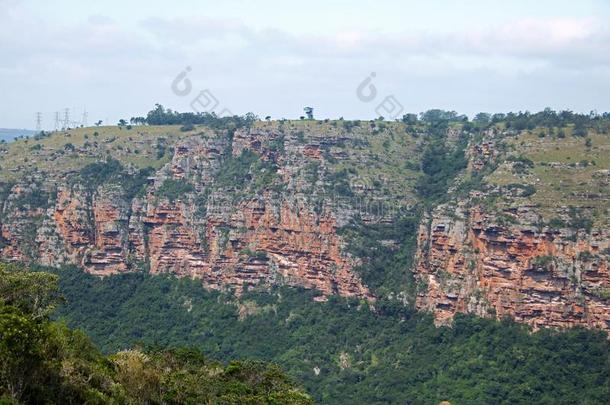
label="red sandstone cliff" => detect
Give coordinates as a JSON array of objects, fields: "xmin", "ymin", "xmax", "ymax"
[
  {"xmin": 415, "ymin": 198, "xmax": 610, "ymax": 332},
  {"xmin": 0, "ymin": 130, "xmax": 372, "ymax": 301},
  {"xmin": 2, "ymin": 126, "xmax": 610, "ymax": 333}
]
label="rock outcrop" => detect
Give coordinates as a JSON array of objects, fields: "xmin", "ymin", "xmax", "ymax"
[
  {"xmin": 415, "ymin": 202, "xmax": 610, "ymax": 331},
  {"xmin": 0, "ymin": 129, "xmax": 372, "ymax": 301},
  {"xmin": 2, "ymin": 123, "xmax": 609, "ymax": 333}
]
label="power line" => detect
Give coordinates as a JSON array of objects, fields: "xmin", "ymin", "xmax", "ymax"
[
  {"xmin": 81, "ymin": 108, "xmax": 88, "ymax": 127},
  {"xmin": 54, "ymin": 112, "xmax": 61, "ymax": 131},
  {"xmin": 35, "ymin": 112, "xmax": 42, "ymax": 131},
  {"xmin": 63, "ymin": 108, "xmax": 70, "ymax": 130}
]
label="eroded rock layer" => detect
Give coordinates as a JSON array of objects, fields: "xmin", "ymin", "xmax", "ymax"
[
  {"xmin": 415, "ymin": 204, "xmax": 610, "ymax": 331},
  {"xmin": 0, "ymin": 129, "xmax": 372, "ymax": 301}
]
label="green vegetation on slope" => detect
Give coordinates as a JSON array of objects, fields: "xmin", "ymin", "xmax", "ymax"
[
  {"xmin": 2, "ymin": 107, "xmax": 610, "ymax": 404},
  {"xmin": 416, "ymin": 122, "xmax": 469, "ymax": 206},
  {"xmin": 486, "ymin": 128, "xmax": 610, "ymax": 228},
  {"xmin": 0, "ymin": 263, "xmax": 312, "ymax": 404},
  {"xmin": 340, "ymin": 211, "xmax": 421, "ymax": 297},
  {"xmin": 0, "ymin": 125, "xmax": 197, "ymax": 182},
  {"xmin": 49, "ymin": 266, "xmax": 610, "ymax": 405}
]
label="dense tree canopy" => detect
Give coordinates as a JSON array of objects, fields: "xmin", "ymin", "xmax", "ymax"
[
  {"xmin": 47, "ymin": 265, "xmax": 610, "ymax": 405},
  {"xmin": 0, "ymin": 263, "xmax": 312, "ymax": 404},
  {"xmin": 142, "ymin": 104, "xmax": 258, "ymax": 130}
]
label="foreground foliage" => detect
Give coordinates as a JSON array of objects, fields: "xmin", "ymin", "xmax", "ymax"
[
  {"xmin": 51, "ymin": 266, "xmax": 610, "ymax": 405},
  {"xmin": 0, "ymin": 264, "xmax": 312, "ymax": 404}
]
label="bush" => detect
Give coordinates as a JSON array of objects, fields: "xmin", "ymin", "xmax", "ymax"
[
  {"xmin": 180, "ymin": 123, "xmax": 195, "ymax": 132},
  {"xmin": 548, "ymin": 218, "xmax": 566, "ymax": 229},
  {"xmin": 215, "ymin": 150, "xmax": 278, "ymax": 192},
  {"xmin": 12, "ymin": 189, "xmax": 51, "ymax": 211},
  {"xmin": 326, "ymin": 169, "xmax": 354, "ymax": 197},
  {"xmin": 573, "ymin": 123, "xmax": 588, "ymax": 137},
  {"xmin": 506, "ymin": 183, "xmax": 536, "ymax": 197},
  {"xmin": 568, "ymin": 207, "xmax": 593, "ymax": 233},
  {"xmin": 295, "ymin": 131, "xmax": 305, "ymax": 143},
  {"xmin": 578, "ymin": 251, "xmax": 595, "ymax": 262},
  {"xmin": 592, "ymin": 287, "xmax": 610, "ymax": 300},
  {"xmin": 156, "ymin": 179, "xmax": 195, "ymax": 202},
  {"xmin": 76, "ymin": 158, "xmax": 123, "ymax": 191},
  {"xmin": 416, "ymin": 132, "xmax": 468, "ymax": 205}
]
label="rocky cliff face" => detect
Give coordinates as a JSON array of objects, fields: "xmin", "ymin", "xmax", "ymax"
[
  {"xmin": 414, "ymin": 129, "xmax": 610, "ymax": 332},
  {"xmin": 0, "ymin": 127, "xmax": 372, "ymax": 301},
  {"xmin": 415, "ymin": 204, "xmax": 610, "ymax": 331},
  {"xmin": 1, "ymin": 121, "xmax": 609, "ymax": 332}
]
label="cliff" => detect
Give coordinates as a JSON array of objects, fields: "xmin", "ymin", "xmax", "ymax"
[
  {"xmin": 1, "ymin": 118, "xmax": 609, "ymax": 332},
  {"xmin": 414, "ymin": 127, "xmax": 610, "ymax": 331},
  {"xmin": 0, "ymin": 125, "xmax": 375, "ymax": 301},
  {"xmin": 415, "ymin": 203, "xmax": 610, "ymax": 330}
]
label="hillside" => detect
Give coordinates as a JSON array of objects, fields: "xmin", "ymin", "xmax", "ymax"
[
  {"xmin": 48, "ymin": 264, "xmax": 610, "ymax": 404},
  {"xmin": 0, "ymin": 108, "xmax": 608, "ymax": 331},
  {"xmin": 1, "ymin": 107, "xmax": 609, "ymax": 403}
]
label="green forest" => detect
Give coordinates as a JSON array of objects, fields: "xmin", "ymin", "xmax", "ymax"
[
  {"xmin": 39, "ymin": 265, "xmax": 610, "ymax": 404},
  {"xmin": 0, "ymin": 264, "xmax": 313, "ymax": 404}
]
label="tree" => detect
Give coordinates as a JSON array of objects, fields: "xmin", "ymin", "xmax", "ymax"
[
  {"xmin": 130, "ymin": 117, "xmax": 146, "ymax": 125},
  {"xmin": 401, "ymin": 113, "xmax": 418, "ymax": 124},
  {"xmin": 0, "ymin": 304, "xmax": 44, "ymax": 400},
  {"xmin": 420, "ymin": 109, "xmax": 459, "ymax": 124},
  {"xmin": 304, "ymin": 107, "xmax": 314, "ymax": 120},
  {"xmin": 573, "ymin": 122, "xmax": 588, "ymax": 137},
  {"xmin": 118, "ymin": 119, "xmax": 128, "ymax": 127},
  {"xmin": 474, "ymin": 112, "xmax": 491, "ymax": 124},
  {"xmin": 0, "ymin": 263, "xmax": 61, "ymax": 319},
  {"xmin": 1, "ymin": 265, "xmax": 313, "ymax": 404}
]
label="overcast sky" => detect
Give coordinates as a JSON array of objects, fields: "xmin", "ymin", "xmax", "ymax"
[{"xmin": 1, "ymin": 0, "xmax": 609, "ymax": 129}]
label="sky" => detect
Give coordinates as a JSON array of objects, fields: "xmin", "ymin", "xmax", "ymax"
[{"xmin": 1, "ymin": 0, "xmax": 609, "ymax": 129}]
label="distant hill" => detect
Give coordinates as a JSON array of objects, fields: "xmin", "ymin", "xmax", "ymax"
[{"xmin": 0, "ymin": 128, "xmax": 37, "ymax": 142}]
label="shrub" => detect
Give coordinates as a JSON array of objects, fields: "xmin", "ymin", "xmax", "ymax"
[
  {"xmin": 568, "ymin": 208, "xmax": 593, "ymax": 233},
  {"xmin": 591, "ymin": 287, "xmax": 610, "ymax": 300},
  {"xmin": 530, "ymin": 255, "xmax": 554, "ymax": 271},
  {"xmin": 215, "ymin": 150, "xmax": 278, "ymax": 192},
  {"xmin": 548, "ymin": 218, "xmax": 566, "ymax": 229},
  {"xmin": 156, "ymin": 179, "xmax": 195, "ymax": 202},
  {"xmin": 578, "ymin": 251, "xmax": 595, "ymax": 262},
  {"xmin": 180, "ymin": 123, "xmax": 195, "ymax": 132},
  {"xmin": 12, "ymin": 189, "xmax": 50, "ymax": 211},
  {"xmin": 295, "ymin": 131, "xmax": 305, "ymax": 143},
  {"xmin": 75, "ymin": 158, "xmax": 123, "ymax": 191},
  {"xmin": 268, "ymin": 135, "xmax": 285, "ymax": 153},
  {"xmin": 506, "ymin": 183, "xmax": 536, "ymax": 197}
]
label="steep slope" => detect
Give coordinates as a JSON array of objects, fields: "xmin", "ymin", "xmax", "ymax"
[
  {"xmin": 1, "ymin": 112, "xmax": 609, "ymax": 333},
  {"xmin": 415, "ymin": 126, "xmax": 610, "ymax": 331},
  {"xmin": 0, "ymin": 120, "xmax": 419, "ymax": 301}
]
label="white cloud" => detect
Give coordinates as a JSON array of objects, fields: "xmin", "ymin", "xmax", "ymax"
[{"xmin": 1, "ymin": 2, "xmax": 610, "ymax": 128}]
